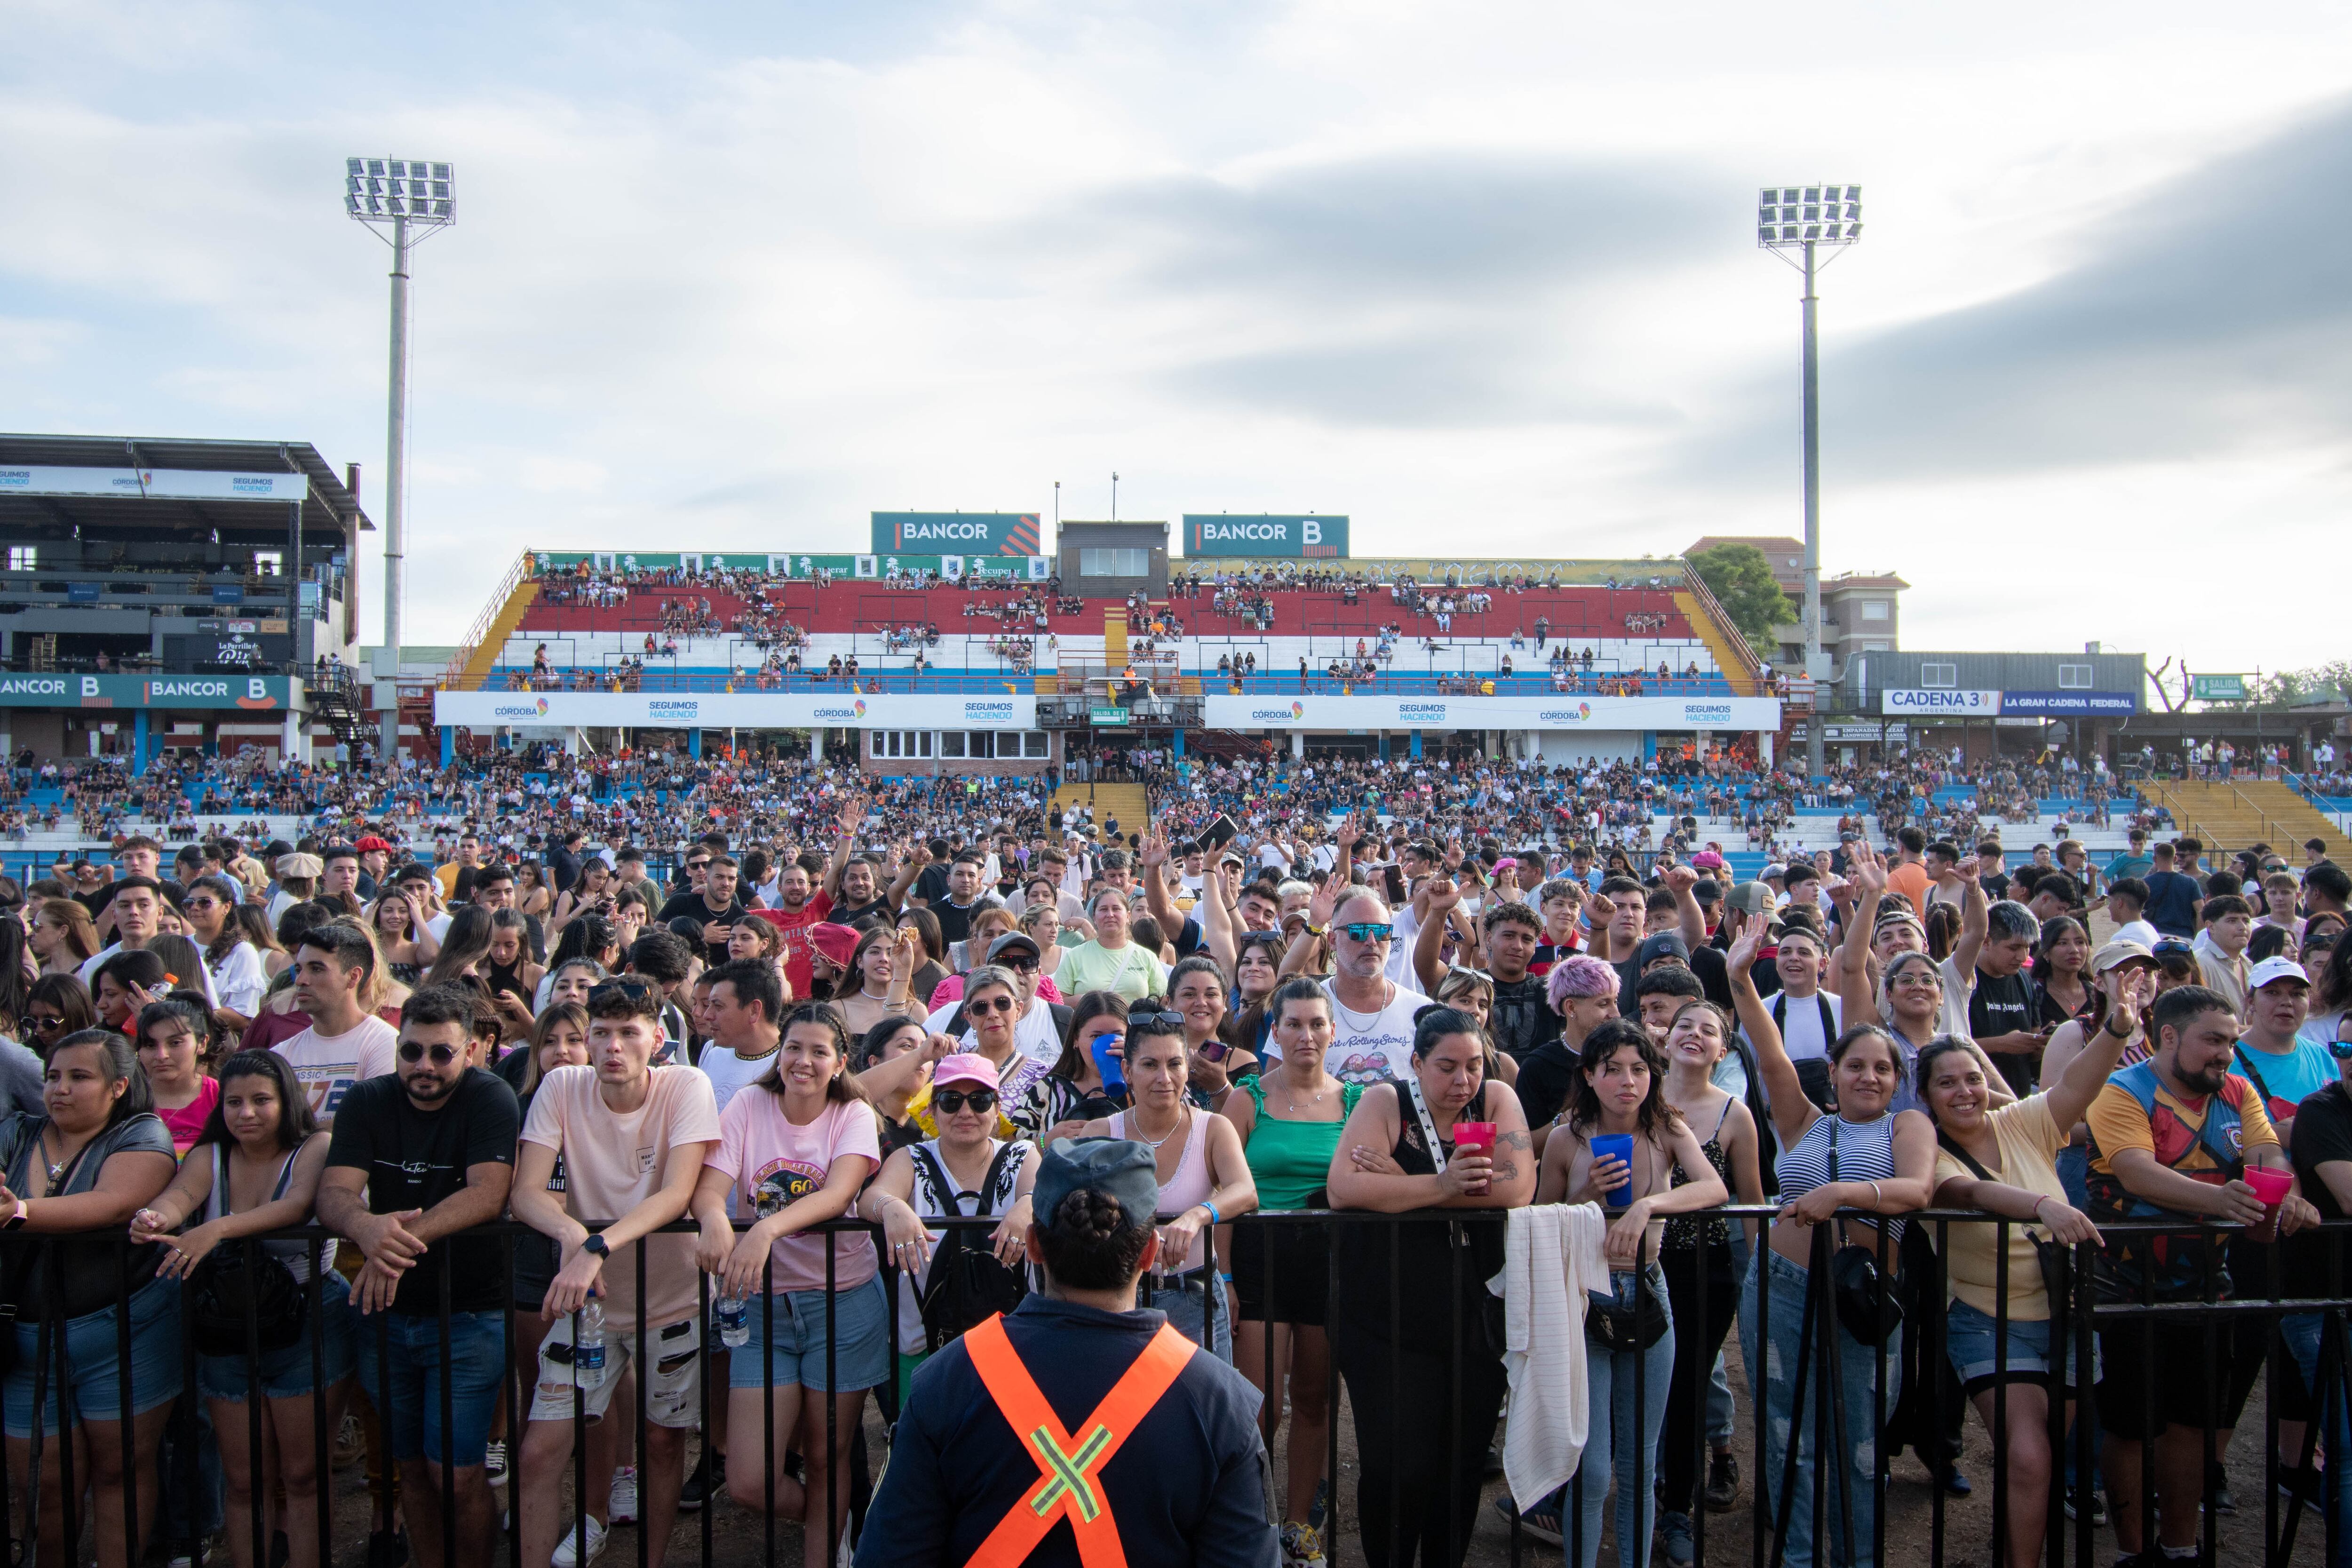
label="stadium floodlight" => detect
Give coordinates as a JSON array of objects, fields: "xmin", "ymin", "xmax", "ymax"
[
  {"xmin": 1756, "ymin": 182, "xmax": 1863, "ymax": 778},
  {"xmin": 344, "ymin": 157, "xmax": 457, "ymax": 765}
]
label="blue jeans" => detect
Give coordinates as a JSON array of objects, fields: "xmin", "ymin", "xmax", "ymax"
[
  {"xmin": 4, "ymin": 1275, "xmax": 183, "ymax": 1437},
  {"xmin": 1738, "ymin": 1247, "xmax": 1897, "ymax": 1568},
  {"xmin": 355, "ymin": 1310, "xmax": 505, "ymax": 1468},
  {"xmin": 1150, "ymin": 1271, "xmax": 1231, "ymax": 1361},
  {"xmin": 2282, "ymin": 1311, "xmax": 2352, "ymax": 1568},
  {"xmin": 1571, "ymin": 1266, "xmax": 1676, "ymax": 1568}
]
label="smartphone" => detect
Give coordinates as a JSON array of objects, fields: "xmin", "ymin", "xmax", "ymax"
[
  {"xmin": 1200, "ymin": 814, "xmax": 1240, "ymax": 853},
  {"xmin": 1383, "ymin": 865, "xmax": 1408, "ymax": 905}
]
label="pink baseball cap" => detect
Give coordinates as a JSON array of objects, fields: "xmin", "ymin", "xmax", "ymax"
[{"xmin": 933, "ymin": 1053, "xmax": 1001, "ymax": 1092}]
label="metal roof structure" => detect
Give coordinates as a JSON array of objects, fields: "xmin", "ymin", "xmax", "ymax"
[{"xmin": 0, "ymin": 433, "xmax": 373, "ymax": 538}]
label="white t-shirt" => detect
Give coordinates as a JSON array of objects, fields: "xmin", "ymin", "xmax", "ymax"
[
  {"xmin": 1386, "ymin": 901, "xmax": 1422, "ymax": 986},
  {"xmin": 697, "ymin": 1040, "xmax": 782, "ymax": 1114},
  {"xmin": 208, "ymin": 942, "xmax": 270, "ymax": 1018},
  {"xmin": 927, "ymin": 995, "xmax": 1062, "ymax": 1067},
  {"xmin": 520, "ymin": 1064, "xmax": 721, "ymax": 1330},
  {"xmin": 705, "ymin": 1092, "xmax": 883, "ymax": 1293},
  {"xmin": 1284, "ymin": 978, "xmax": 1432, "ymax": 1087},
  {"xmin": 1937, "ymin": 955, "xmax": 1978, "ymax": 1039},
  {"xmin": 1746, "ymin": 988, "xmax": 1844, "ymax": 1063},
  {"xmin": 274, "ymin": 1015, "xmax": 400, "ymax": 1126}
]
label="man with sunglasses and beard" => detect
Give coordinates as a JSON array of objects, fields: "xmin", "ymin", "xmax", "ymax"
[
  {"xmin": 317, "ymin": 983, "xmax": 520, "ymax": 1568},
  {"xmin": 1293, "ymin": 885, "xmax": 1429, "ymax": 1088}
]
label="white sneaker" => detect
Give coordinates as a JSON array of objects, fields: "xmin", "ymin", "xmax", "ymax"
[
  {"xmin": 551, "ymin": 1516, "xmax": 608, "ymax": 1568},
  {"xmin": 609, "ymin": 1467, "xmax": 639, "ymax": 1525}
]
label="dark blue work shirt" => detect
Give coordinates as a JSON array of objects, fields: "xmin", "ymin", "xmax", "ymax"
[{"xmin": 856, "ymin": 1297, "xmax": 1279, "ymax": 1568}]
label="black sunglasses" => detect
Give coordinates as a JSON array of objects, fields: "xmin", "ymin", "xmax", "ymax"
[
  {"xmin": 969, "ymin": 996, "xmax": 1018, "ymax": 1016},
  {"xmin": 589, "ymin": 979, "xmax": 657, "ymax": 1003},
  {"xmin": 932, "ymin": 1089, "xmax": 998, "ymax": 1114},
  {"xmin": 27, "ymin": 1014, "xmax": 67, "ymax": 1033},
  {"xmin": 399, "ymin": 1041, "xmax": 462, "ymax": 1065},
  {"xmin": 1127, "ymin": 1010, "xmax": 1186, "ymax": 1030}
]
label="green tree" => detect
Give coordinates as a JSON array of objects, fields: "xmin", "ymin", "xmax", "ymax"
[{"xmin": 1685, "ymin": 544, "xmax": 1797, "ymax": 653}]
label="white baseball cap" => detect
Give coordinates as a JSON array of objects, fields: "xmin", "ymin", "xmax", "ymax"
[{"xmin": 2250, "ymin": 955, "xmax": 2310, "ymax": 993}]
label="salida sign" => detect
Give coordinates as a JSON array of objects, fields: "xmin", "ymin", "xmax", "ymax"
[
  {"xmin": 870, "ymin": 513, "xmax": 1042, "ymax": 555},
  {"xmin": 1183, "ymin": 515, "xmax": 1349, "ymax": 559}
]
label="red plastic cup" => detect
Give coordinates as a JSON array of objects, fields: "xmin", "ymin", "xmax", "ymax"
[
  {"xmin": 1453, "ymin": 1122, "xmax": 1495, "ymax": 1193},
  {"xmin": 2246, "ymin": 1166, "xmax": 2293, "ymax": 1241}
]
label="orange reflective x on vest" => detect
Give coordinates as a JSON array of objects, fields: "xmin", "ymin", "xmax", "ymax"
[{"xmin": 960, "ymin": 1313, "xmax": 1198, "ymax": 1568}]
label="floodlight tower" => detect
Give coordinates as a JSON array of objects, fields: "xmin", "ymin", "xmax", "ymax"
[
  {"xmin": 344, "ymin": 157, "xmax": 455, "ymax": 767},
  {"xmin": 1757, "ymin": 183, "xmax": 1860, "ymax": 777}
]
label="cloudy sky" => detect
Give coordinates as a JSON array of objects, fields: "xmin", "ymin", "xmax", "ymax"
[{"xmin": 4, "ymin": 1, "xmax": 2348, "ymax": 672}]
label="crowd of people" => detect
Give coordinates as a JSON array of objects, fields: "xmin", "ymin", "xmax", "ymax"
[{"xmin": 0, "ymin": 752, "xmax": 2346, "ymax": 1568}]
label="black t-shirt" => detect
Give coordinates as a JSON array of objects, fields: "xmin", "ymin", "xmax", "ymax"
[
  {"xmin": 1970, "ymin": 968, "xmax": 2042, "ymax": 1096},
  {"xmin": 932, "ymin": 895, "xmax": 993, "ymax": 947},
  {"xmin": 914, "ymin": 864, "xmax": 952, "ymax": 906},
  {"xmin": 326, "ymin": 1070, "xmax": 520, "ymax": 1315},
  {"xmin": 1515, "ymin": 1039, "xmax": 1581, "ymax": 1131},
  {"xmin": 834, "ymin": 896, "xmax": 894, "ymax": 930},
  {"xmin": 2287, "ymin": 1081, "xmax": 2352, "ymax": 1297},
  {"xmin": 1978, "ymin": 872, "xmax": 2012, "ymax": 902},
  {"xmin": 658, "ymin": 891, "xmax": 749, "ymax": 934},
  {"xmin": 1486, "ymin": 972, "xmax": 1560, "ymax": 1062}
]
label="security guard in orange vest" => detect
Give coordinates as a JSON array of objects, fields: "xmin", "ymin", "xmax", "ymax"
[{"xmin": 857, "ymin": 1138, "xmax": 1279, "ymax": 1568}]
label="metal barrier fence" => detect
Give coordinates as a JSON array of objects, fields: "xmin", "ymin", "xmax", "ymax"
[{"xmin": 1, "ymin": 1207, "xmax": 2346, "ymax": 1568}]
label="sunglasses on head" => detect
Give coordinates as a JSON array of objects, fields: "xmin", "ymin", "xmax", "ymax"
[
  {"xmin": 1339, "ymin": 922, "xmax": 1394, "ymax": 943},
  {"xmin": 969, "ymin": 995, "xmax": 1017, "ymax": 1015},
  {"xmin": 931, "ymin": 1088, "xmax": 998, "ymax": 1114},
  {"xmin": 589, "ymin": 979, "xmax": 657, "ymax": 1004},
  {"xmin": 1127, "ymin": 1010, "xmax": 1186, "ymax": 1030},
  {"xmin": 399, "ymin": 1041, "xmax": 463, "ymax": 1065}
]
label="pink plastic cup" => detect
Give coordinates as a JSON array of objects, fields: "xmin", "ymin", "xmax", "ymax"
[{"xmin": 2245, "ymin": 1166, "xmax": 2293, "ymax": 1241}]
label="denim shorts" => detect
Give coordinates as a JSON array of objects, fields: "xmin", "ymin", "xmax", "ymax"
[
  {"xmin": 355, "ymin": 1308, "xmax": 506, "ymax": 1467},
  {"xmin": 729, "ymin": 1275, "xmax": 890, "ymax": 1394},
  {"xmin": 5, "ymin": 1275, "xmax": 183, "ymax": 1437},
  {"xmin": 197, "ymin": 1271, "xmax": 359, "ymax": 1403},
  {"xmin": 1944, "ymin": 1297, "xmax": 2099, "ymax": 1395}
]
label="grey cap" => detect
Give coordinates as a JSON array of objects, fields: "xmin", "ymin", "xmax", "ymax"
[
  {"xmin": 1724, "ymin": 881, "xmax": 1776, "ymax": 915},
  {"xmin": 1032, "ymin": 1138, "xmax": 1162, "ymax": 1230}
]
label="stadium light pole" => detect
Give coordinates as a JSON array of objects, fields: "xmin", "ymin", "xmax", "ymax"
[
  {"xmin": 344, "ymin": 157, "xmax": 455, "ymax": 768},
  {"xmin": 1757, "ymin": 183, "xmax": 1860, "ymax": 778}
]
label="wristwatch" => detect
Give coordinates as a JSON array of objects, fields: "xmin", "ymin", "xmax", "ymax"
[
  {"xmin": 1304, "ymin": 923, "xmax": 1327, "ymax": 937},
  {"xmin": 582, "ymin": 1234, "xmax": 610, "ymax": 1258},
  {"xmin": 1, "ymin": 1200, "xmax": 27, "ymax": 1231}
]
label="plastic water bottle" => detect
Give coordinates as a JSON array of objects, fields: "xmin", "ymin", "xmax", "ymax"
[
  {"xmin": 575, "ymin": 1298, "xmax": 606, "ymax": 1386},
  {"xmin": 714, "ymin": 1291, "xmax": 751, "ymax": 1349}
]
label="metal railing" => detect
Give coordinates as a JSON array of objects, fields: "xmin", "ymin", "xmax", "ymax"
[{"xmin": 3, "ymin": 1206, "xmax": 2345, "ymax": 1568}]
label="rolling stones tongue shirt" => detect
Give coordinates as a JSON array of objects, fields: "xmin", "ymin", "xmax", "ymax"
[
  {"xmin": 1258, "ymin": 979, "xmax": 1431, "ymax": 1087},
  {"xmin": 708, "ymin": 1091, "xmax": 883, "ymax": 1292}
]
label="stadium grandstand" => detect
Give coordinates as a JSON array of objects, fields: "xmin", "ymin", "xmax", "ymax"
[{"xmin": 429, "ymin": 528, "xmax": 1791, "ymax": 777}]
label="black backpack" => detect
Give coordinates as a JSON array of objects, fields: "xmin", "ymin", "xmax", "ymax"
[{"xmin": 906, "ymin": 1143, "xmax": 1029, "ymax": 1348}]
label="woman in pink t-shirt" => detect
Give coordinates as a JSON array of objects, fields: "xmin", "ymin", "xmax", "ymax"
[
  {"xmin": 135, "ymin": 996, "xmax": 219, "ymax": 1157},
  {"xmin": 692, "ymin": 1003, "xmax": 884, "ymax": 1555}
]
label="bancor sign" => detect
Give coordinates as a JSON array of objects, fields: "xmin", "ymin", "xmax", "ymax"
[
  {"xmin": 1182, "ymin": 515, "xmax": 1349, "ymax": 559},
  {"xmin": 435, "ymin": 690, "xmax": 1039, "ymax": 732},
  {"xmin": 1882, "ymin": 689, "xmax": 2002, "ymax": 716},
  {"xmin": 870, "ymin": 513, "xmax": 1043, "ymax": 555}
]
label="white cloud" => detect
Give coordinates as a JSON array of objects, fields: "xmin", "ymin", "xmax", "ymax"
[{"xmin": 2, "ymin": 0, "xmax": 2350, "ymax": 672}]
